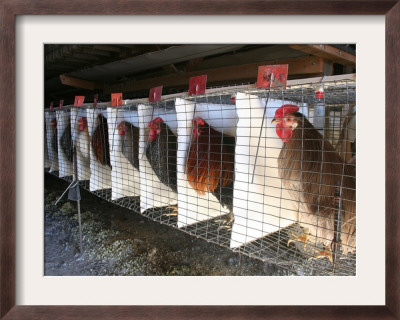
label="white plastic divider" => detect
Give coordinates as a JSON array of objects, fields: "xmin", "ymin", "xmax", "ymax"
[
  {"xmin": 348, "ymin": 105, "xmax": 356, "ymax": 141},
  {"xmin": 107, "ymin": 107, "xmax": 141, "ymax": 200},
  {"xmin": 87, "ymin": 108, "xmax": 112, "ymax": 191},
  {"xmin": 56, "ymin": 110, "xmax": 73, "ymax": 178},
  {"xmin": 230, "ymin": 93, "xmax": 308, "ymax": 248},
  {"xmin": 137, "ymin": 104, "xmax": 178, "ymax": 214},
  {"xmin": 70, "ymin": 108, "xmax": 91, "ymax": 181},
  {"xmin": 175, "ymin": 98, "xmax": 238, "ymax": 228},
  {"xmin": 44, "ymin": 121, "xmax": 50, "ymax": 169},
  {"xmin": 44, "ymin": 111, "xmax": 59, "ymax": 173}
]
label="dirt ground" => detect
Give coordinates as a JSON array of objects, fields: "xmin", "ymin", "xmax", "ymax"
[{"xmin": 44, "ymin": 173, "xmax": 292, "ymax": 276}]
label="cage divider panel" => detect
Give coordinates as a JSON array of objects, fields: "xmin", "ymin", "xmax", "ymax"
[
  {"xmin": 44, "ymin": 119, "xmax": 50, "ymax": 169},
  {"xmin": 56, "ymin": 110, "xmax": 73, "ymax": 178},
  {"xmin": 348, "ymin": 105, "xmax": 356, "ymax": 141},
  {"xmin": 107, "ymin": 107, "xmax": 140, "ymax": 200},
  {"xmin": 70, "ymin": 108, "xmax": 91, "ymax": 181},
  {"xmin": 175, "ymin": 98, "xmax": 238, "ymax": 228},
  {"xmin": 45, "ymin": 111, "xmax": 59, "ymax": 173},
  {"xmin": 87, "ymin": 108, "xmax": 112, "ymax": 191},
  {"xmin": 230, "ymin": 93, "xmax": 308, "ymax": 248},
  {"xmin": 123, "ymin": 109, "xmax": 142, "ymax": 195},
  {"xmin": 137, "ymin": 104, "xmax": 178, "ymax": 214}
]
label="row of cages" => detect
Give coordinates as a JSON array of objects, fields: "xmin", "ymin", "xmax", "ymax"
[{"xmin": 45, "ymin": 76, "xmax": 356, "ymax": 276}]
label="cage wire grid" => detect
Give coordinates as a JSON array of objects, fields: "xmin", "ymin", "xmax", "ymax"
[{"xmin": 45, "ymin": 78, "xmax": 356, "ymax": 276}]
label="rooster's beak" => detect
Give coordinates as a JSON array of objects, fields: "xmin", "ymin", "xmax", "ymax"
[{"xmin": 271, "ymin": 118, "xmax": 278, "ymax": 124}]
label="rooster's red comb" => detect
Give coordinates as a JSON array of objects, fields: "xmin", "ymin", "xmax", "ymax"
[
  {"xmin": 153, "ymin": 117, "xmax": 164, "ymax": 123},
  {"xmin": 148, "ymin": 117, "xmax": 163, "ymax": 127},
  {"xmin": 193, "ymin": 117, "xmax": 205, "ymax": 126},
  {"xmin": 147, "ymin": 117, "xmax": 164, "ymax": 127},
  {"xmin": 274, "ymin": 105, "xmax": 299, "ymax": 118}
]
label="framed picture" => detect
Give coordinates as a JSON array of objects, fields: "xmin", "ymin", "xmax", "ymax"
[{"xmin": 1, "ymin": 1, "xmax": 399, "ymax": 319}]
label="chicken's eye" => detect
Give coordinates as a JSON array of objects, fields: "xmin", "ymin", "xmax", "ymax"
[{"xmin": 284, "ymin": 116, "xmax": 297, "ymax": 128}]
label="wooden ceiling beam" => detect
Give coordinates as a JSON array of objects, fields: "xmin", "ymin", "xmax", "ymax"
[
  {"xmin": 185, "ymin": 58, "xmax": 204, "ymax": 72},
  {"xmin": 45, "ymin": 45, "xmax": 73, "ymax": 63},
  {"xmin": 59, "ymin": 74, "xmax": 101, "ymax": 90},
  {"xmin": 81, "ymin": 48, "xmax": 112, "ymax": 57},
  {"xmin": 289, "ymin": 44, "xmax": 356, "ymax": 65},
  {"xmin": 45, "ymin": 64, "xmax": 77, "ymax": 71},
  {"xmin": 104, "ymin": 56, "xmax": 324, "ymax": 94},
  {"xmin": 67, "ymin": 52, "xmax": 102, "ymax": 61},
  {"xmin": 92, "ymin": 45, "xmax": 125, "ymax": 53},
  {"xmin": 162, "ymin": 64, "xmax": 180, "ymax": 74}
]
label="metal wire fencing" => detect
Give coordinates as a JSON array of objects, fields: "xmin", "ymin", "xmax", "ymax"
[{"xmin": 45, "ymin": 75, "xmax": 356, "ymax": 276}]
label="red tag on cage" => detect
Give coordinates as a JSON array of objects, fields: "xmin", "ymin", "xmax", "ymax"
[
  {"xmin": 93, "ymin": 94, "xmax": 98, "ymax": 108},
  {"xmin": 49, "ymin": 101, "xmax": 54, "ymax": 110},
  {"xmin": 149, "ymin": 86, "xmax": 162, "ymax": 102},
  {"xmin": 256, "ymin": 64, "xmax": 288, "ymax": 89},
  {"xmin": 189, "ymin": 75, "xmax": 207, "ymax": 95},
  {"xmin": 74, "ymin": 96, "xmax": 85, "ymax": 107},
  {"xmin": 59, "ymin": 100, "xmax": 64, "ymax": 110},
  {"xmin": 315, "ymin": 86, "xmax": 324, "ymax": 99},
  {"xmin": 111, "ymin": 93, "xmax": 123, "ymax": 106}
]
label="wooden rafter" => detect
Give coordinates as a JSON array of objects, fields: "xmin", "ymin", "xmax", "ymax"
[
  {"xmin": 59, "ymin": 74, "xmax": 100, "ymax": 90},
  {"xmin": 185, "ymin": 58, "xmax": 204, "ymax": 72},
  {"xmin": 289, "ymin": 45, "xmax": 355, "ymax": 65},
  {"xmin": 104, "ymin": 56, "xmax": 324, "ymax": 94}
]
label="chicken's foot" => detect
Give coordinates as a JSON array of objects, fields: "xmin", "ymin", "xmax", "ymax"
[
  {"xmin": 287, "ymin": 232, "xmax": 309, "ymax": 249},
  {"xmin": 216, "ymin": 212, "xmax": 234, "ymax": 230},
  {"xmin": 308, "ymin": 246, "xmax": 333, "ymax": 264},
  {"xmin": 163, "ymin": 205, "xmax": 178, "ymax": 217}
]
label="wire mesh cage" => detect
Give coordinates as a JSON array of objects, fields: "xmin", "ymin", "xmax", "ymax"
[{"xmin": 45, "ymin": 75, "xmax": 356, "ymax": 276}]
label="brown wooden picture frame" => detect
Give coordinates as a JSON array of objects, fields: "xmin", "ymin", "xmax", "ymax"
[{"xmin": 1, "ymin": 1, "xmax": 399, "ymax": 319}]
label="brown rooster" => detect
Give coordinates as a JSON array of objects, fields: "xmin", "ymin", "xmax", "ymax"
[
  {"xmin": 186, "ymin": 117, "xmax": 236, "ymax": 228},
  {"xmin": 91, "ymin": 113, "xmax": 111, "ymax": 167},
  {"xmin": 50, "ymin": 118, "xmax": 58, "ymax": 155},
  {"xmin": 60, "ymin": 117, "xmax": 73, "ymax": 162},
  {"xmin": 271, "ymin": 105, "xmax": 356, "ymax": 259},
  {"xmin": 117, "ymin": 121, "xmax": 140, "ymax": 170},
  {"xmin": 76, "ymin": 117, "xmax": 90, "ymax": 168}
]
